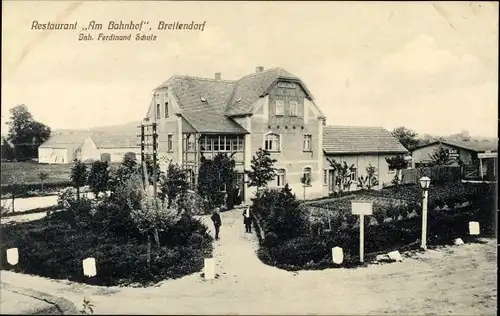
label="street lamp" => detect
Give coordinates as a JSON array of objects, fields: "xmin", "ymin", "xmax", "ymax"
[{"xmin": 419, "ymin": 176, "xmax": 431, "ymax": 250}]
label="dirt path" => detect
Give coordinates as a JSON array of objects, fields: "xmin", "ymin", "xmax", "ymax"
[{"xmin": 1, "ymin": 209, "xmax": 497, "ymax": 315}]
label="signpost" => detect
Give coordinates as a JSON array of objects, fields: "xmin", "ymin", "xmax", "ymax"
[{"xmin": 351, "ymin": 201, "xmax": 373, "ymax": 263}]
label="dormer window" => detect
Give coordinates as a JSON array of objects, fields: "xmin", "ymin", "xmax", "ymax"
[{"xmin": 201, "ymin": 97, "xmax": 207, "ymax": 103}]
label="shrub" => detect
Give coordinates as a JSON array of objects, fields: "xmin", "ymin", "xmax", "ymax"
[{"xmin": 252, "ymin": 184, "xmax": 308, "ymax": 243}]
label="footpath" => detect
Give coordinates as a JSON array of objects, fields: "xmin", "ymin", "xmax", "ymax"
[{"xmin": 0, "ymin": 209, "xmax": 497, "ymax": 315}]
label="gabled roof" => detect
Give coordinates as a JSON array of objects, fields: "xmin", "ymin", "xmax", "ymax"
[
  {"xmin": 224, "ymin": 68, "xmax": 316, "ymax": 116},
  {"xmin": 39, "ymin": 132, "xmax": 90, "ymax": 149},
  {"xmin": 152, "ymin": 67, "xmax": 324, "ymax": 133},
  {"xmin": 181, "ymin": 111, "xmax": 249, "ymax": 134},
  {"xmin": 323, "ymin": 125, "xmax": 408, "ymax": 154}
]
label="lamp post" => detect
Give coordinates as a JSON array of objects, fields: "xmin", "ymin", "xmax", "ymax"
[{"xmin": 419, "ymin": 176, "xmax": 431, "ymax": 250}]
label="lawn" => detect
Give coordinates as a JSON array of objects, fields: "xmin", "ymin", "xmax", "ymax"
[{"xmin": 1, "ymin": 161, "xmax": 73, "ymax": 185}]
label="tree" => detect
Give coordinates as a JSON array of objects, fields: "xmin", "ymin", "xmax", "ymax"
[
  {"xmin": 87, "ymin": 160, "xmax": 110, "ymax": 198},
  {"xmin": 1, "ymin": 137, "xmax": 15, "ymax": 161},
  {"xmin": 245, "ymin": 148, "xmax": 277, "ymax": 191},
  {"xmin": 71, "ymin": 160, "xmax": 88, "ymax": 201},
  {"xmin": 197, "ymin": 153, "xmax": 236, "ymax": 209},
  {"xmin": 38, "ymin": 171, "xmax": 49, "ymax": 191},
  {"xmin": 159, "ymin": 163, "xmax": 189, "ymax": 206},
  {"xmin": 385, "ymin": 155, "xmax": 407, "ymax": 187},
  {"xmin": 327, "ymin": 158, "xmax": 355, "ymax": 196},
  {"xmin": 357, "ymin": 164, "xmax": 379, "ymax": 190},
  {"xmin": 391, "ymin": 126, "xmax": 419, "ymax": 150},
  {"xmin": 429, "ymin": 146, "xmax": 452, "ymax": 166},
  {"xmin": 9, "ymin": 173, "xmax": 26, "ymax": 213},
  {"xmin": 7, "ymin": 105, "xmax": 51, "ymax": 160}
]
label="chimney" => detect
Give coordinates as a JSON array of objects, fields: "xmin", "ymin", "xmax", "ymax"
[
  {"xmin": 256, "ymin": 66, "xmax": 264, "ymax": 73},
  {"xmin": 214, "ymin": 72, "xmax": 222, "ymax": 80}
]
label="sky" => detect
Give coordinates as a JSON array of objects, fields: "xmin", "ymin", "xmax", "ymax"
[{"xmin": 2, "ymin": 1, "xmax": 498, "ymax": 138}]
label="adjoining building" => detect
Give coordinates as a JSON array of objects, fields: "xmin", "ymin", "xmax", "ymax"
[{"xmin": 143, "ymin": 66, "xmax": 408, "ymax": 202}]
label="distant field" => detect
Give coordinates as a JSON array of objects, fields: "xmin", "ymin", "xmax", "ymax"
[{"xmin": 1, "ymin": 162, "xmax": 73, "ymax": 185}]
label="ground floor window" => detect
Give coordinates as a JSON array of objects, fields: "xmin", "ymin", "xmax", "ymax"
[
  {"xmin": 276, "ymin": 169, "xmax": 286, "ymax": 187},
  {"xmin": 302, "ymin": 167, "xmax": 312, "ymax": 186}
]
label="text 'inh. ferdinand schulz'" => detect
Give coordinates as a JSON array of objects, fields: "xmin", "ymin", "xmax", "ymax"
[{"xmin": 30, "ymin": 20, "xmax": 208, "ymax": 42}]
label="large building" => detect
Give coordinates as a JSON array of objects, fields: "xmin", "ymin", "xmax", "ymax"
[{"xmin": 144, "ymin": 66, "xmax": 407, "ymax": 202}]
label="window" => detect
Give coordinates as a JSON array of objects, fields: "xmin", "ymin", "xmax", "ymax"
[
  {"xmin": 276, "ymin": 169, "xmax": 286, "ymax": 187},
  {"xmin": 167, "ymin": 134, "xmax": 173, "ymax": 151},
  {"xmin": 231, "ymin": 136, "xmax": 244, "ymax": 152},
  {"xmin": 264, "ymin": 133, "xmax": 280, "ymax": 152},
  {"xmin": 187, "ymin": 169, "xmax": 196, "ymax": 187},
  {"xmin": 275, "ymin": 100, "xmax": 285, "ymax": 115},
  {"xmin": 186, "ymin": 135, "xmax": 195, "ymax": 152},
  {"xmin": 303, "ymin": 134, "xmax": 312, "ymax": 151},
  {"xmin": 164, "ymin": 102, "xmax": 169, "ymax": 118},
  {"xmin": 323, "ymin": 169, "xmax": 328, "ymax": 185},
  {"xmin": 156, "ymin": 104, "xmax": 161, "ymax": 118},
  {"xmin": 290, "ymin": 101, "xmax": 298, "ymax": 116},
  {"xmin": 302, "ymin": 167, "xmax": 312, "ymax": 186},
  {"xmin": 220, "ymin": 183, "xmax": 227, "ymax": 192},
  {"xmin": 350, "ymin": 168, "xmax": 357, "ymax": 181}
]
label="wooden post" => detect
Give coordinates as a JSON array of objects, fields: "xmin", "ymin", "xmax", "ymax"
[
  {"xmin": 359, "ymin": 214, "xmax": 365, "ymax": 263},
  {"xmin": 479, "ymin": 158, "xmax": 483, "ymax": 179},
  {"xmin": 421, "ymin": 190, "xmax": 429, "ymax": 249},
  {"xmin": 351, "ymin": 201, "xmax": 372, "ymax": 263}
]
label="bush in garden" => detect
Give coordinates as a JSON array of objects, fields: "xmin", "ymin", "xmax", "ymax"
[
  {"xmin": 57, "ymin": 187, "xmax": 78, "ymax": 208},
  {"xmin": 70, "ymin": 160, "xmax": 88, "ymax": 201},
  {"xmin": 252, "ymin": 184, "xmax": 308, "ymax": 243},
  {"xmin": 87, "ymin": 160, "xmax": 110, "ymax": 198},
  {"xmin": 158, "ymin": 163, "xmax": 189, "ymax": 206}
]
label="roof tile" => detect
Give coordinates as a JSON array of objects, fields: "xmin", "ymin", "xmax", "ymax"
[{"xmin": 323, "ymin": 125, "xmax": 408, "ymax": 154}]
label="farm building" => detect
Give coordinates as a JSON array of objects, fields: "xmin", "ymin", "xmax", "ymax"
[
  {"xmin": 38, "ymin": 132, "xmax": 90, "ymax": 164},
  {"xmin": 322, "ymin": 125, "xmax": 409, "ymax": 193},
  {"xmin": 38, "ymin": 132, "xmax": 140, "ymax": 164}
]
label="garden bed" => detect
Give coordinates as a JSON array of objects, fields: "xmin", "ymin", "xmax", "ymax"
[
  {"xmin": 0, "ymin": 208, "xmax": 213, "ymax": 286},
  {"xmin": 253, "ymin": 182, "xmax": 495, "ymax": 272},
  {"xmin": 258, "ymin": 207, "xmax": 494, "ymax": 271}
]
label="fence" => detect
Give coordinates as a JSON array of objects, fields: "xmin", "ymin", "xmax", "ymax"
[{"xmin": 401, "ymin": 166, "xmax": 462, "ymax": 185}]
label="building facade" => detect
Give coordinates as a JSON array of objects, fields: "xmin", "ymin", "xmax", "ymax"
[{"xmin": 144, "ymin": 67, "xmax": 407, "ymax": 202}]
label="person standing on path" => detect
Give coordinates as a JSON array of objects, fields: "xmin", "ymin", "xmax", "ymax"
[
  {"xmin": 243, "ymin": 206, "xmax": 253, "ymax": 233},
  {"xmin": 211, "ymin": 207, "xmax": 222, "ymax": 240}
]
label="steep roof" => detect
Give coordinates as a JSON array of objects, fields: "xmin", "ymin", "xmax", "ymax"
[
  {"xmin": 323, "ymin": 125, "xmax": 408, "ymax": 154},
  {"xmin": 181, "ymin": 111, "xmax": 249, "ymax": 134},
  {"xmin": 153, "ymin": 68, "xmax": 324, "ymax": 133},
  {"xmin": 39, "ymin": 132, "xmax": 90, "ymax": 149},
  {"xmin": 224, "ymin": 68, "xmax": 314, "ymax": 116}
]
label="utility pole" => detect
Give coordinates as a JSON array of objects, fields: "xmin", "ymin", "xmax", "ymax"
[{"xmin": 152, "ymin": 121, "xmax": 158, "ymax": 200}]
